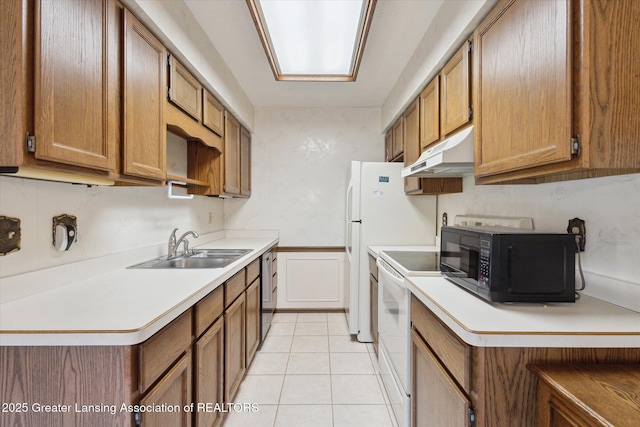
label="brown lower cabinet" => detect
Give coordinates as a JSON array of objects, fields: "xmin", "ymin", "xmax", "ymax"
[
  {"xmin": 410, "ymin": 295, "xmax": 640, "ymax": 427},
  {"xmin": 0, "ymin": 255, "xmax": 271, "ymax": 427},
  {"xmin": 224, "ymin": 291, "xmax": 246, "ymax": 403}
]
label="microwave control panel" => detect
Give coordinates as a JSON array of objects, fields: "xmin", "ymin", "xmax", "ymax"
[{"xmin": 479, "ymin": 239, "xmax": 491, "ymax": 288}]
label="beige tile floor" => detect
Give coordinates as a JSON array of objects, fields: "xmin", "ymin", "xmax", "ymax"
[{"xmin": 223, "ymin": 312, "xmax": 398, "ymax": 427}]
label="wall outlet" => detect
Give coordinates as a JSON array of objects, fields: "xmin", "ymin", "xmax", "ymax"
[{"xmin": 567, "ymin": 218, "xmax": 586, "ymax": 251}]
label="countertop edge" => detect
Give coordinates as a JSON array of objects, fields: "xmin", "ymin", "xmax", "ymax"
[
  {"xmin": 407, "ymin": 279, "xmax": 640, "ymax": 348},
  {"xmin": 0, "ymin": 235, "xmax": 279, "ymax": 346}
]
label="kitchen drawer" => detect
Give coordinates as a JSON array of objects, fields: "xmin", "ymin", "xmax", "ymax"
[
  {"xmin": 138, "ymin": 309, "xmax": 193, "ymax": 394},
  {"xmin": 411, "ymin": 295, "xmax": 471, "ymax": 392},
  {"xmin": 246, "ymin": 258, "xmax": 260, "ymax": 285},
  {"xmin": 225, "ymin": 269, "xmax": 246, "ymax": 308},
  {"xmin": 194, "ymin": 285, "xmax": 224, "ymax": 338}
]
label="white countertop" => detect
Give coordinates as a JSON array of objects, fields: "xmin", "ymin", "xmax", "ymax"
[
  {"xmin": 0, "ymin": 231, "xmax": 278, "ymax": 346},
  {"xmin": 408, "ymin": 276, "xmax": 640, "ymax": 348}
]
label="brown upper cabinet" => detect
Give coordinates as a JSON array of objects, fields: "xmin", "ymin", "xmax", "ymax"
[
  {"xmin": 403, "ymin": 99, "xmax": 422, "ymax": 194},
  {"xmin": 384, "ymin": 130, "xmax": 393, "ymax": 162},
  {"xmin": 240, "ymin": 127, "xmax": 252, "ymax": 197},
  {"xmin": 122, "ymin": 8, "xmax": 166, "ymax": 181},
  {"xmin": 203, "ymin": 90, "xmax": 225, "ymax": 137},
  {"xmin": 391, "ymin": 117, "xmax": 404, "ymax": 161},
  {"xmin": 419, "ymin": 76, "xmax": 440, "ymax": 151},
  {"xmin": 34, "ymin": 0, "xmax": 119, "ymax": 172},
  {"xmin": 167, "ymin": 55, "xmax": 202, "ymax": 121},
  {"xmin": 440, "ymin": 41, "xmax": 472, "ymax": 138},
  {"xmin": 474, "ymin": 0, "xmax": 640, "ymax": 184},
  {"xmin": 403, "ymin": 96, "xmax": 463, "ymax": 196},
  {"xmin": 0, "ymin": 0, "xmax": 124, "ymax": 183},
  {"xmin": 216, "ymin": 112, "xmax": 251, "ymax": 198}
]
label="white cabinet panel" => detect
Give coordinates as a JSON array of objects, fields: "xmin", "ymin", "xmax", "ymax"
[{"xmin": 277, "ymin": 252, "xmax": 345, "ymax": 309}]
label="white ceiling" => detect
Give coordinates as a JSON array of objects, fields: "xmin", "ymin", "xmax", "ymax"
[{"xmin": 183, "ymin": 0, "xmax": 445, "ymax": 108}]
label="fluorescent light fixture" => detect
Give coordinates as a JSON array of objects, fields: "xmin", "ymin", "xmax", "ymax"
[{"xmin": 247, "ymin": 0, "xmax": 376, "ymax": 81}]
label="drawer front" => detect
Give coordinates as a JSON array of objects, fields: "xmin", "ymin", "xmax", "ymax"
[
  {"xmin": 139, "ymin": 309, "xmax": 193, "ymax": 394},
  {"xmin": 246, "ymin": 258, "xmax": 260, "ymax": 285},
  {"xmin": 411, "ymin": 295, "xmax": 470, "ymax": 392},
  {"xmin": 225, "ymin": 269, "xmax": 246, "ymax": 308},
  {"xmin": 194, "ymin": 285, "xmax": 224, "ymax": 338}
]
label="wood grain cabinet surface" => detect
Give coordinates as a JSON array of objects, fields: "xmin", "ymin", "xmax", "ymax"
[
  {"xmin": 34, "ymin": 0, "xmax": 119, "ymax": 172},
  {"xmin": 194, "ymin": 316, "xmax": 225, "ymax": 427},
  {"xmin": 139, "ymin": 352, "xmax": 192, "ymax": 427},
  {"xmin": 224, "ymin": 292, "xmax": 246, "ymax": 402},
  {"xmin": 245, "ymin": 277, "xmax": 261, "ymax": 367},
  {"xmin": 419, "ymin": 77, "xmax": 441, "ymax": 151},
  {"xmin": 168, "ymin": 55, "xmax": 202, "ymax": 121},
  {"xmin": 123, "ymin": 8, "xmax": 166, "ymax": 180},
  {"xmin": 528, "ymin": 364, "xmax": 640, "ymax": 427},
  {"xmin": 391, "ymin": 117, "xmax": 404, "ymax": 161},
  {"xmin": 203, "ymin": 90, "xmax": 225, "ymax": 137},
  {"xmin": 474, "ymin": 0, "xmax": 640, "ymax": 184},
  {"xmin": 402, "ymin": 95, "xmax": 463, "ymax": 195},
  {"xmin": 223, "ymin": 113, "xmax": 241, "ymax": 196},
  {"xmin": 410, "ymin": 295, "xmax": 640, "ymax": 427},
  {"xmin": 0, "ymin": 0, "xmax": 127, "ymax": 182},
  {"xmin": 440, "ymin": 41, "xmax": 472, "ymax": 138}
]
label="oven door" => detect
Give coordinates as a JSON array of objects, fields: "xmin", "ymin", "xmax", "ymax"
[{"xmin": 376, "ymin": 258, "xmax": 411, "ymax": 396}]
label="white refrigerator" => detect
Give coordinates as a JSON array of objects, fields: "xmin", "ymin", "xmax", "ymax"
[{"xmin": 345, "ymin": 161, "xmax": 437, "ymax": 342}]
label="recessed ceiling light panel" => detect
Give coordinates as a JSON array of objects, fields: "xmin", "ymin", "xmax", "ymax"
[{"xmin": 247, "ymin": 0, "xmax": 376, "ymax": 81}]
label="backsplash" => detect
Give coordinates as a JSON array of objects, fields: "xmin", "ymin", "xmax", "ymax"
[
  {"xmin": 223, "ymin": 107, "xmax": 384, "ymax": 246},
  {"xmin": 0, "ymin": 176, "xmax": 224, "ymax": 278},
  {"xmin": 437, "ymin": 173, "xmax": 640, "ymax": 288}
]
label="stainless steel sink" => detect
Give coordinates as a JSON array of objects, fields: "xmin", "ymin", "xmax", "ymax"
[{"xmin": 129, "ymin": 249, "xmax": 251, "ymax": 269}]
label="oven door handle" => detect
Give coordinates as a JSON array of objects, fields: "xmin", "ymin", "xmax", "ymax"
[{"xmin": 377, "ymin": 258, "xmax": 406, "ymax": 287}]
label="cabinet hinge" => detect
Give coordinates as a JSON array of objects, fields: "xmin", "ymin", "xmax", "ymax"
[
  {"xmin": 26, "ymin": 133, "xmax": 36, "ymax": 153},
  {"xmin": 468, "ymin": 106, "xmax": 474, "ymax": 121},
  {"xmin": 469, "ymin": 407, "xmax": 476, "ymax": 426},
  {"xmin": 468, "ymin": 40, "xmax": 473, "ymax": 53},
  {"xmin": 133, "ymin": 409, "xmax": 141, "ymax": 426},
  {"xmin": 571, "ymin": 135, "xmax": 580, "ymax": 157}
]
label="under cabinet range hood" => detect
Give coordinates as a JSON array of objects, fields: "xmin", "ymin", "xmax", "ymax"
[{"xmin": 401, "ymin": 126, "xmax": 474, "ymax": 178}]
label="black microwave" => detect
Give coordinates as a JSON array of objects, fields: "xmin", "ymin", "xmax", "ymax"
[{"xmin": 440, "ymin": 226, "xmax": 576, "ymax": 303}]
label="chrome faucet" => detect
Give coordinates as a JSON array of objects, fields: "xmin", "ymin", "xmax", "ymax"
[{"xmin": 168, "ymin": 228, "xmax": 199, "ymax": 258}]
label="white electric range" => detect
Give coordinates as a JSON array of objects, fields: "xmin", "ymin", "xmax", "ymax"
[{"xmin": 376, "ymin": 248, "xmax": 441, "ymax": 427}]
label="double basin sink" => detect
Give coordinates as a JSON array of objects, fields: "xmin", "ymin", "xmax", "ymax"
[{"xmin": 129, "ymin": 249, "xmax": 251, "ymax": 269}]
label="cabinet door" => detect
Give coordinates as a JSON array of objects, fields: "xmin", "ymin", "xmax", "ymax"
[
  {"xmin": 420, "ymin": 77, "xmax": 440, "ymax": 150},
  {"xmin": 474, "ymin": 0, "xmax": 571, "ymax": 177},
  {"xmin": 223, "ymin": 113, "xmax": 241, "ymax": 195},
  {"xmin": 168, "ymin": 55, "xmax": 202, "ymax": 121},
  {"xmin": 403, "ymin": 99, "xmax": 421, "ymax": 193},
  {"xmin": 224, "ymin": 292, "xmax": 246, "ymax": 402},
  {"xmin": 123, "ymin": 9, "xmax": 166, "ymax": 180},
  {"xmin": 440, "ymin": 41, "xmax": 471, "ymax": 137},
  {"xmin": 195, "ymin": 316, "xmax": 224, "ymax": 427},
  {"xmin": 240, "ymin": 127, "xmax": 251, "ymax": 197},
  {"xmin": 384, "ymin": 130, "xmax": 393, "ymax": 162},
  {"xmin": 392, "ymin": 117, "xmax": 404, "ymax": 160},
  {"xmin": 203, "ymin": 90, "xmax": 224, "ymax": 136},
  {"xmin": 411, "ymin": 329, "xmax": 471, "ymax": 427},
  {"xmin": 34, "ymin": 0, "xmax": 117, "ymax": 171},
  {"xmin": 139, "ymin": 352, "xmax": 192, "ymax": 427},
  {"xmin": 245, "ymin": 278, "xmax": 260, "ymax": 367}
]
